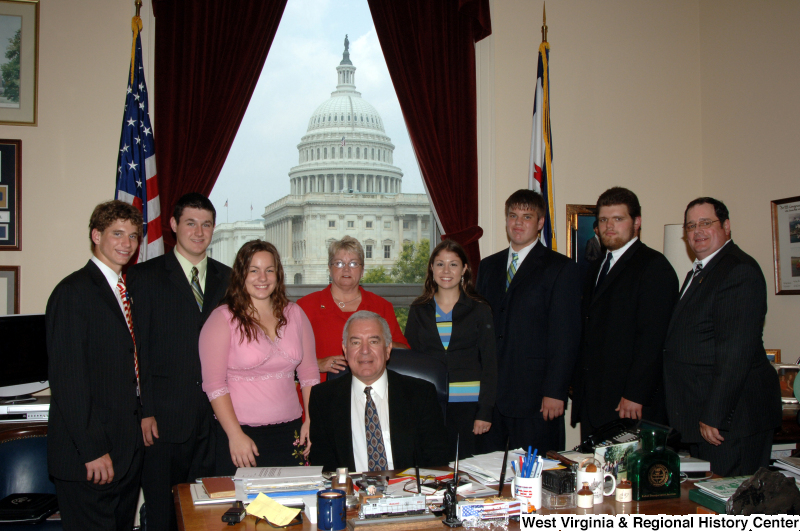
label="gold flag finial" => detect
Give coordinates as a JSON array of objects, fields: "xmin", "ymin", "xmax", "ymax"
[
  {"xmin": 542, "ymin": 2, "xmax": 548, "ymax": 43},
  {"xmin": 135, "ymin": 0, "xmax": 142, "ymax": 17}
]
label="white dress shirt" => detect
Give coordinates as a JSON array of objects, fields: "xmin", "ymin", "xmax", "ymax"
[
  {"xmin": 595, "ymin": 237, "xmax": 638, "ymax": 284},
  {"xmin": 350, "ymin": 370, "xmax": 394, "ymax": 473},
  {"xmin": 680, "ymin": 239, "xmax": 732, "ymax": 297},
  {"xmin": 91, "ymin": 256, "xmax": 126, "ymax": 317},
  {"xmin": 507, "ymin": 239, "xmax": 539, "ymax": 270}
]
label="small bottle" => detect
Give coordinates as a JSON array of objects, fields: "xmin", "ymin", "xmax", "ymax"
[
  {"xmin": 615, "ymin": 480, "xmax": 632, "ymax": 503},
  {"xmin": 577, "ymin": 482, "xmax": 594, "ymax": 509}
]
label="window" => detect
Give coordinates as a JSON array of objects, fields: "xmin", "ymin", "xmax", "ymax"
[
  {"xmin": 340, "ymin": 147, "xmax": 343, "ymax": 158},
  {"xmin": 348, "ymin": 147, "xmax": 351, "ymax": 158},
  {"xmin": 347, "ymin": 220, "xmax": 354, "ymax": 228},
  {"xmin": 403, "ymin": 220, "xmax": 409, "ymax": 229},
  {"xmin": 422, "ymin": 221, "xmax": 428, "ymax": 229},
  {"xmin": 316, "ymin": 148, "xmax": 320, "ymax": 159},
  {"xmin": 328, "ymin": 220, "xmax": 336, "ymax": 228},
  {"xmin": 324, "ymin": 147, "xmax": 327, "ymax": 159},
  {"xmin": 371, "ymin": 148, "xmax": 375, "ymax": 159},
  {"xmin": 356, "ymin": 147, "xmax": 360, "ymax": 158},
  {"xmin": 366, "ymin": 245, "xmax": 373, "ymax": 259},
  {"xmin": 384, "ymin": 221, "xmax": 391, "ymax": 229},
  {"xmin": 366, "ymin": 220, "xmax": 373, "ymax": 228},
  {"xmin": 384, "ymin": 245, "xmax": 391, "ymax": 258}
]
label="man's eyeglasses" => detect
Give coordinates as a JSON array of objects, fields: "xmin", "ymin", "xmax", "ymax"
[
  {"xmin": 402, "ymin": 476, "xmax": 445, "ymax": 494},
  {"xmin": 330, "ymin": 260, "xmax": 361, "ymax": 269},
  {"xmin": 684, "ymin": 219, "xmax": 720, "ymax": 232}
]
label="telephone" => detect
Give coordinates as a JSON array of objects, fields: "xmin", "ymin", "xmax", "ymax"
[{"xmin": 577, "ymin": 419, "xmax": 675, "ymax": 453}]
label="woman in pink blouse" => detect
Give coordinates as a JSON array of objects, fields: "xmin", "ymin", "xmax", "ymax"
[{"xmin": 200, "ymin": 240, "xmax": 320, "ymax": 474}]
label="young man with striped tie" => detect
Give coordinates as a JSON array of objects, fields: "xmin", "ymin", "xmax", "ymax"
[
  {"xmin": 127, "ymin": 193, "xmax": 231, "ymax": 531},
  {"xmin": 46, "ymin": 200, "xmax": 144, "ymax": 531},
  {"xmin": 476, "ymin": 189, "xmax": 581, "ymax": 455}
]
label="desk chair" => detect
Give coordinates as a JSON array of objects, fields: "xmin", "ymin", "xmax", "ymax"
[
  {"xmin": 327, "ymin": 348, "xmax": 449, "ymax": 421},
  {"xmin": 0, "ymin": 423, "xmax": 61, "ymax": 529}
]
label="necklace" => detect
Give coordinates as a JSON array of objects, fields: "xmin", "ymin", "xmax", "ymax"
[{"xmin": 332, "ymin": 292, "xmax": 362, "ymax": 309}]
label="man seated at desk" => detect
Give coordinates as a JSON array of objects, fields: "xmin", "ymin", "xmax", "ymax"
[{"xmin": 309, "ymin": 311, "xmax": 450, "ymax": 472}]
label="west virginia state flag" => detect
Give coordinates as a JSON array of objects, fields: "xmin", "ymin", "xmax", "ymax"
[{"xmin": 528, "ymin": 41, "xmax": 556, "ymax": 250}]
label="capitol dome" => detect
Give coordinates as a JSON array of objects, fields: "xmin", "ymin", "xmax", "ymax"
[{"xmin": 289, "ymin": 36, "xmax": 403, "ymax": 196}]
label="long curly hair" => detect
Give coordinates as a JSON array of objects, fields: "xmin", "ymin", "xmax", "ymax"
[
  {"xmin": 221, "ymin": 240, "xmax": 289, "ymax": 343},
  {"xmin": 412, "ymin": 239, "xmax": 487, "ymax": 306}
]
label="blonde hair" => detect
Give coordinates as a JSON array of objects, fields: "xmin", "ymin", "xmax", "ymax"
[{"xmin": 328, "ymin": 235, "xmax": 365, "ymax": 266}]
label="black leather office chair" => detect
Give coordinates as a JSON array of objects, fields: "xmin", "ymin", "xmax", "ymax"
[
  {"xmin": 0, "ymin": 424, "xmax": 61, "ymax": 529},
  {"xmin": 326, "ymin": 348, "xmax": 449, "ymax": 421}
]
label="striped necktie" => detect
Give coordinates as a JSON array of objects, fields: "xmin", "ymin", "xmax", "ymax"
[
  {"xmin": 116, "ymin": 277, "xmax": 140, "ymax": 396},
  {"xmin": 364, "ymin": 386, "xmax": 388, "ymax": 471},
  {"xmin": 506, "ymin": 252, "xmax": 519, "ymax": 291},
  {"xmin": 680, "ymin": 262, "xmax": 703, "ymax": 299},
  {"xmin": 191, "ymin": 266, "xmax": 204, "ymax": 311}
]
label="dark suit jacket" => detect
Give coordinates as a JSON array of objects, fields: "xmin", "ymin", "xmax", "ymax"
[
  {"xmin": 405, "ymin": 292, "xmax": 497, "ymax": 421},
  {"xmin": 127, "ymin": 251, "xmax": 231, "ymax": 443},
  {"xmin": 571, "ymin": 240, "xmax": 678, "ymax": 429},
  {"xmin": 663, "ymin": 242, "xmax": 781, "ymax": 443},
  {"xmin": 475, "ymin": 243, "xmax": 581, "ymax": 419},
  {"xmin": 46, "ymin": 260, "xmax": 142, "ymax": 481},
  {"xmin": 308, "ymin": 370, "xmax": 450, "ymax": 472}
]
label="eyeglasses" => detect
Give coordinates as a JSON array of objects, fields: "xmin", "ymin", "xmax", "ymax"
[
  {"xmin": 684, "ymin": 219, "xmax": 720, "ymax": 232},
  {"xmin": 402, "ymin": 476, "xmax": 445, "ymax": 494},
  {"xmin": 330, "ymin": 260, "xmax": 361, "ymax": 269}
]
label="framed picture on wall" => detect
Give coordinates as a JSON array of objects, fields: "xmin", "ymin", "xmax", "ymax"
[
  {"xmin": 0, "ymin": 0, "xmax": 38, "ymax": 126},
  {"xmin": 0, "ymin": 138, "xmax": 21, "ymax": 250},
  {"xmin": 770, "ymin": 195, "xmax": 800, "ymax": 295},
  {"xmin": 0, "ymin": 265, "xmax": 19, "ymax": 314},
  {"xmin": 566, "ymin": 204, "xmax": 599, "ymax": 287}
]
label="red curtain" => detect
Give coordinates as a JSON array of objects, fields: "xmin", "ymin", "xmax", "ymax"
[
  {"xmin": 151, "ymin": 0, "xmax": 287, "ymax": 249},
  {"xmin": 367, "ymin": 0, "xmax": 491, "ymax": 270}
]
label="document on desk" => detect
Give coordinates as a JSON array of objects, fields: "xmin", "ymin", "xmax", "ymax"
[
  {"xmin": 234, "ymin": 466, "xmax": 324, "ymax": 480},
  {"xmin": 452, "ymin": 450, "xmax": 560, "ymax": 485},
  {"xmin": 246, "ymin": 493, "xmax": 301, "ymax": 527}
]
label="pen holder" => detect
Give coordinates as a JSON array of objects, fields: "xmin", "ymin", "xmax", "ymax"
[{"xmin": 512, "ymin": 475, "xmax": 542, "ymax": 513}]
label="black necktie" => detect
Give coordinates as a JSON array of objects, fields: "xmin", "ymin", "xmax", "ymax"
[
  {"xmin": 595, "ymin": 252, "xmax": 613, "ymax": 287},
  {"xmin": 680, "ymin": 263, "xmax": 703, "ymax": 299}
]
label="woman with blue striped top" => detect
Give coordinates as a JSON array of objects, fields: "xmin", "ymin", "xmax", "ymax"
[{"xmin": 405, "ymin": 240, "xmax": 498, "ymax": 458}]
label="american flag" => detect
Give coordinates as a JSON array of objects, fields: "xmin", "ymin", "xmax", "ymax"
[
  {"xmin": 528, "ymin": 40, "xmax": 556, "ymax": 250},
  {"xmin": 341, "ymin": 136, "xmax": 346, "ymax": 147},
  {"xmin": 115, "ymin": 17, "xmax": 163, "ymax": 262}
]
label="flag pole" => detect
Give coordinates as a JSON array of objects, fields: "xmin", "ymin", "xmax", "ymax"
[
  {"xmin": 135, "ymin": 0, "xmax": 141, "ymax": 17},
  {"xmin": 542, "ymin": 2, "xmax": 548, "ymax": 43}
]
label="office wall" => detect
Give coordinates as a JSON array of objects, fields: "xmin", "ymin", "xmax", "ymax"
[
  {"xmin": 699, "ymin": 0, "xmax": 800, "ymax": 361},
  {"xmin": 0, "ymin": 0, "xmax": 132, "ymax": 313}
]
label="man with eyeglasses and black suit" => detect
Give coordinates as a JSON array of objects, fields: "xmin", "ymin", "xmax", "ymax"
[{"xmin": 663, "ymin": 197, "xmax": 781, "ymax": 476}]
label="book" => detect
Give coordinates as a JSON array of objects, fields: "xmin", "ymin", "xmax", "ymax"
[
  {"xmin": 679, "ymin": 455, "xmax": 711, "ymax": 473},
  {"xmin": 695, "ymin": 476, "xmax": 750, "ymax": 500},
  {"xmin": 689, "ymin": 488, "xmax": 726, "ymax": 514},
  {"xmin": 776, "ymin": 457, "xmax": 800, "ymax": 474},
  {"xmin": 202, "ymin": 477, "xmax": 236, "ymax": 499},
  {"xmin": 190, "ymin": 483, "xmax": 236, "ymax": 505}
]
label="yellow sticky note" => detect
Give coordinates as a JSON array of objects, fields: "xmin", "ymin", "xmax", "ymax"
[{"xmin": 246, "ymin": 493, "xmax": 301, "ymax": 527}]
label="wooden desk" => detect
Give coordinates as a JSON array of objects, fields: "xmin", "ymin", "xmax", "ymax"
[{"xmin": 174, "ymin": 476, "xmax": 706, "ymax": 530}]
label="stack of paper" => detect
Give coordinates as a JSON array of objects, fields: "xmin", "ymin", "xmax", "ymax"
[
  {"xmin": 451, "ymin": 450, "xmax": 560, "ymax": 485},
  {"xmin": 774, "ymin": 457, "xmax": 800, "ymax": 484},
  {"xmin": 234, "ymin": 466, "xmax": 326, "ymax": 500}
]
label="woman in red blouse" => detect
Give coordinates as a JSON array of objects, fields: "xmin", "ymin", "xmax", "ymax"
[{"xmin": 297, "ymin": 236, "xmax": 408, "ymax": 381}]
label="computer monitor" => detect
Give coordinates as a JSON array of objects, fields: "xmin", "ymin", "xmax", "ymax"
[{"xmin": 0, "ymin": 313, "xmax": 48, "ymax": 400}]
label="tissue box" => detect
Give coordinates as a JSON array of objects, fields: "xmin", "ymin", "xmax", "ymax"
[{"xmin": 456, "ymin": 498, "xmax": 520, "ymax": 520}]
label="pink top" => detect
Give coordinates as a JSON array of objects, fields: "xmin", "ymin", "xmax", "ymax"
[{"xmin": 200, "ymin": 302, "xmax": 320, "ymax": 426}]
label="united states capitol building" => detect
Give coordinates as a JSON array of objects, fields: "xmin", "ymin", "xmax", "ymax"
[{"xmin": 208, "ymin": 38, "xmax": 432, "ymax": 284}]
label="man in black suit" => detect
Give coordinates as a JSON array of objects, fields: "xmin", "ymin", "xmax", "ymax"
[
  {"xmin": 46, "ymin": 200, "xmax": 144, "ymax": 531},
  {"xmin": 571, "ymin": 187, "xmax": 678, "ymax": 440},
  {"xmin": 664, "ymin": 197, "xmax": 781, "ymax": 476},
  {"xmin": 309, "ymin": 311, "xmax": 449, "ymax": 472},
  {"xmin": 127, "ymin": 193, "xmax": 231, "ymax": 530},
  {"xmin": 476, "ymin": 189, "xmax": 581, "ymax": 454}
]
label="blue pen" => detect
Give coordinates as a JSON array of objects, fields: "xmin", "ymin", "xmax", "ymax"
[
  {"xmin": 511, "ymin": 460, "xmax": 516, "ymax": 476},
  {"xmin": 525, "ymin": 446, "xmax": 532, "ymax": 477}
]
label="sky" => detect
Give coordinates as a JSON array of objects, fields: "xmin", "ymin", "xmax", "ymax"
[{"xmin": 209, "ymin": 0, "xmax": 424, "ymax": 225}]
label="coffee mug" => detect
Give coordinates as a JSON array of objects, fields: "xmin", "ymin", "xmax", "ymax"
[
  {"xmin": 511, "ymin": 475, "xmax": 542, "ymax": 513},
  {"xmin": 576, "ymin": 469, "xmax": 616, "ymax": 505},
  {"xmin": 317, "ymin": 489, "xmax": 346, "ymax": 531}
]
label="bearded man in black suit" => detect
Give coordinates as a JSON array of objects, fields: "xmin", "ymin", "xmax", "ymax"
[
  {"xmin": 571, "ymin": 187, "xmax": 678, "ymax": 440},
  {"xmin": 127, "ymin": 193, "xmax": 231, "ymax": 530},
  {"xmin": 309, "ymin": 311, "xmax": 449, "ymax": 472},
  {"xmin": 47, "ymin": 200, "xmax": 144, "ymax": 531},
  {"xmin": 476, "ymin": 189, "xmax": 581, "ymax": 454},
  {"xmin": 663, "ymin": 197, "xmax": 781, "ymax": 476}
]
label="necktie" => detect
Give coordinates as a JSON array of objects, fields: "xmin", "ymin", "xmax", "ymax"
[
  {"xmin": 191, "ymin": 266, "xmax": 204, "ymax": 311},
  {"xmin": 116, "ymin": 277, "xmax": 140, "ymax": 396},
  {"xmin": 680, "ymin": 263, "xmax": 703, "ymax": 299},
  {"xmin": 364, "ymin": 386, "xmax": 388, "ymax": 471},
  {"xmin": 595, "ymin": 252, "xmax": 613, "ymax": 287},
  {"xmin": 505, "ymin": 252, "xmax": 519, "ymax": 291}
]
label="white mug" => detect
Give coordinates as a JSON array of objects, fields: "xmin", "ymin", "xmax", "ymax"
[
  {"xmin": 576, "ymin": 469, "xmax": 616, "ymax": 505},
  {"xmin": 511, "ymin": 476, "xmax": 542, "ymax": 513}
]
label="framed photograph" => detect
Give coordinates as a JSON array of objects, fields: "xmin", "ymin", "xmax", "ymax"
[
  {"xmin": 0, "ymin": 264, "xmax": 19, "ymax": 314},
  {"xmin": 766, "ymin": 349, "xmax": 782, "ymax": 364},
  {"xmin": 770, "ymin": 196, "xmax": 800, "ymax": 295},
  {"xmin": 0, "ymin": 138, "xmax": 20, "ymax": 250},
  {"xmin": 566, "ymin": 204, "xmax": 599, "ymax": 286},
  {"xmin": 0, "ymin": 0, "xmax": 38, "ymax": 126}
]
